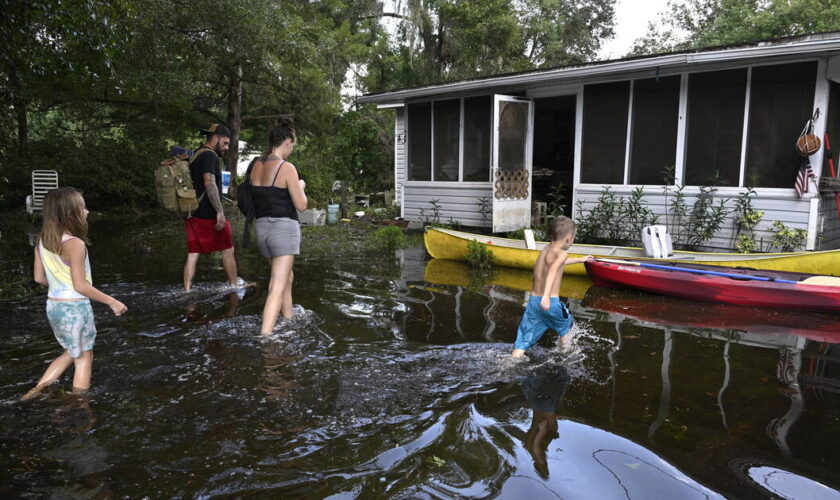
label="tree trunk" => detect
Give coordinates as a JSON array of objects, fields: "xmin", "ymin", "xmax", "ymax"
[
  {"xmin": 10, "ymin": 67, "xmax": 27, "ymax": 158},
  {"xmin": 16, "ymin": 102, "xmax": 27, "ymax": 158},
  {"xmin": 225, "ymin": 63, "xmax": 243, "ymax": 198}
]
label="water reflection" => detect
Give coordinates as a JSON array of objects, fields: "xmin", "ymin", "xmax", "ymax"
[
  {"xmin": 3, "ymin": 220, "xmax": 840, "ymax": 498},
  {"xmin": 519, "ymin": 363, "xmax": 569, "ymax": 479},
  {"xmin": 741, "ymin": 463, "xmax": 839, "ymax": 499},
  {"xmin": 181, "ymin": 288, "xmax": 245, "ymax": 324},
  {"xmin": 420, "ymin": 258, "xmax": 840, "ymax": 497}
]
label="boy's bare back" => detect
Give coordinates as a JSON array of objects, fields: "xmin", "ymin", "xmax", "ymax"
[{"xmin": 531, "ymin": 245, "xmax": 568, "ymax": 297}]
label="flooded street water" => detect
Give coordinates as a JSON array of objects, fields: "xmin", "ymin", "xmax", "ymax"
[{"xmin": 2, "ymin": 216, "xmax": 839, "ymax": 498}]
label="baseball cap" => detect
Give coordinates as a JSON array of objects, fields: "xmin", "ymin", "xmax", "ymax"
[{"xmin": 200, "ymin": 123, "xmax": 231, "ymax": 138}]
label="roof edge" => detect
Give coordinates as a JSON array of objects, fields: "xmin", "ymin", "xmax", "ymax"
[{"xmin": 358, "ymin": 32, "xmax": 840, "ymax": 104}]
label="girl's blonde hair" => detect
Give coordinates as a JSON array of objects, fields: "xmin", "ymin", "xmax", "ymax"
[{"xmin": 39, "ymin": 187, "xmax": 89, "ymax": 253}]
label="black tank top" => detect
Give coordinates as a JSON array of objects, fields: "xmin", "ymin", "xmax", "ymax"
[{"xmin": 251, "ymin": 160, "xmax": 299, "ymax": 221}]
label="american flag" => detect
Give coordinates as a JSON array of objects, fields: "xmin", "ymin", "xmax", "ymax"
[{"xmin": 794, "ymin": 160, "xmax": 815, "ymax": 197}]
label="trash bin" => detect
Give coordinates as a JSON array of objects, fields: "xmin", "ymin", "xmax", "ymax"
[
  {"xmin": 221, "ymin": 171, "xmax": 231, "ymax": 195},
  {"xmin": 327, "ymin": 204, "xmax": 340, "ymax": 224}
]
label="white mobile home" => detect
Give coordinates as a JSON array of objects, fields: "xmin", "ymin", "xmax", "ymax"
[{"xmin": 358, "ymin": 32, "xmax": 840, "ymax": 251}]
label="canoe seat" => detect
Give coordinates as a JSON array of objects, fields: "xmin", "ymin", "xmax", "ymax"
[{"xmin": 524, "ymin": 229, "xmax": 536, "ymax": 250}]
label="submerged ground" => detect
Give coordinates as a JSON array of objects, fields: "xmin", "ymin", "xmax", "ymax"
[{"xmin": 1, "ymin": 212, "xmax": 839, "ymax": 498}]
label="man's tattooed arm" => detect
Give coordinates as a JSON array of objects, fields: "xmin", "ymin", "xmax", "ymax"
[{"xmin": 203, "ymin": 173, "xmax": 224, "ymax": 214}]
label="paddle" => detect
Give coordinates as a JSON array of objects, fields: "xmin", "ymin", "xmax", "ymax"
[
  {"xmin": 594, "ymin": 258, "xmax": 799, "ymax": 283},
  {"xmin": 595, "ymin": 258, "xmax": 840, "ymax": 286}
]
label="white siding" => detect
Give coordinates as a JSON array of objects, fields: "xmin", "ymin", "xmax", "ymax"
[
  {"xmin": 819, "ymin": 194, "xmax": 840, "ymax": 249},
  {"xmin": 574, "ymin": 186, "xmax": 812, "ymax": 251},
  {"xmin": 404, "ymin": 183, "xmax": 493, "ymax": 227},
  {"xmin": 394, "ymin": 108, "xmax": 406, "ymax": 216}
]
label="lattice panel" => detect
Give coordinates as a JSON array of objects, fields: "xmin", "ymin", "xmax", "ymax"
[{"xmin": 494, "ymin": 169, "xmax": 529, "ymax": 200}]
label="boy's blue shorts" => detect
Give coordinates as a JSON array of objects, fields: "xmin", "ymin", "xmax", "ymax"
[{"xmin": 514, "ymin": 296, "xmax": 573, "ymax": 351}]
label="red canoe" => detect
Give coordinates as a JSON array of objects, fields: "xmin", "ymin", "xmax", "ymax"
[{"xmin": 584, "ymin": 259, "xmax": 840, "ymax": 312}]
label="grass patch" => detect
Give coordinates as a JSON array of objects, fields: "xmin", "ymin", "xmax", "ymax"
[
  {"xmin": 369, "ymin": 225, "xmax": 408, "ymax": 252},
  {"xmin": 465, "ymin": 239, "xmax": 495, "ymax": 270}
]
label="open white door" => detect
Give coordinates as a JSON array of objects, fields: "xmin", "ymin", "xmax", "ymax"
[{"xmin": 492, "ymin": 95, "xmax": 533, "ymax": 233}]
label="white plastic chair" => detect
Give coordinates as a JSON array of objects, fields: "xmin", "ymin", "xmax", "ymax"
[
  {"xmin": 26, "ymin": 170, "xmax": 59, "ymax": 215},
  {"xmin": 641, "ymin": 225, "xmax": 674, "ymax": 258}
]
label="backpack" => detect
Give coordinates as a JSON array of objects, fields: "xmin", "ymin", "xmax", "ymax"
[
  {"xmin": 237, "ymin": 156, "xmax": 261, "ymax": 247},
  {"xmin": 155, "ymin": 148, "xmax": 213, "ymax": 217}
]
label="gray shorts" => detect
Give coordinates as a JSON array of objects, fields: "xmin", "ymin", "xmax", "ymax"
[{"xmin": 255, "ymin": 217, "xmax": 301, "ymax": 258}]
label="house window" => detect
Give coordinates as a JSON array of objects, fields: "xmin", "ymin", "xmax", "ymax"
[
  {"xmin": 433, "ymin": 99, "xmax": 460, "ymax": 181},
  {"xmin": 684, "ymin": 69, "xmax": 747, "ymax": 186},
  {"xmin": 408, "ymin": 97, "xmax": 493, "ymax": 183},
  {"xmin": 629, "ymin": 76, "xmax": 680, "ymax": 185},
  {"xmin": 463, "ymin": 96, "xmax": 491, "ymax": 181},
  {"xmin": 582, "ymin": 81, "xmax": 629, "ymax": 184},
  {"xmin": 408, "ymin": 102, "xmax": 431, "ymax": 181},
  {"xmin": 745, "ymin": 62, "xmax": 817, "ymax": 188}
]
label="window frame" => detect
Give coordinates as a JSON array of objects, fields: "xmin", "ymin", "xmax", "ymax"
[
  {"xmin": 576, "ymin": 58, "xmax": 823, "ymax": 193},
  {"xmin": 405, "ymin": 96, "xmax": 493, "ymax": 185}
]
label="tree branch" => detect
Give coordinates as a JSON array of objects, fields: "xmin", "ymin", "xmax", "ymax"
[
  {"xmin": 357, "ymin": 12, "xmax": 411, "ymax": 21},
  {"xmin": 241, "ymin": 114, "xmax": 292, "ymax": 122}
]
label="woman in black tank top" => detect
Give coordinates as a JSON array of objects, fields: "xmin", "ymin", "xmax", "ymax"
[{"xmin": 250, "ymin": 118, "xmax": 307, "ymax": 335}]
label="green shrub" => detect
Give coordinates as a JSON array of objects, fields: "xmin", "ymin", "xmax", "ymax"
[
  {"xmin": 466, "ymin": 239, "xmax": 495, "ymax": 270},
  {"xmin": 370, "ymin": 225, "xmax": 407, "ymax": 252},
  {"xmin": 769, "ymin": 221, "xmax": 808, "ymax": 252},
  {"xmin": 575, "ymin": 186, "xmax": 658, "ymax": 246},
  {"xmin": 735, "ymin": 234, "xmax": 759, "ymax": 254}
]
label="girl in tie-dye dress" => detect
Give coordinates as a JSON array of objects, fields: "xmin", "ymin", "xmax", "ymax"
[{"xmin": 23, "ymin": 187, "xmax": 128, "ymax": 399}]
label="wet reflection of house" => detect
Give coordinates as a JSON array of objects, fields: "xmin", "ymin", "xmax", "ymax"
[
  {"xmin": 412, "ymin": 261, "xmax": 840, "ymax": 495},
  {"xmin": 575, "ymin": 294, "xmax": 840, "ymax": 496}
]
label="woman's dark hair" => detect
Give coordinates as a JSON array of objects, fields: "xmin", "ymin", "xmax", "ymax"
[{"xmin": 264, "ymin": 117, "xmax": 296, "ymax": 157}]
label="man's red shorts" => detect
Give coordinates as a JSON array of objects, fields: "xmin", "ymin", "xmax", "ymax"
[{"xmin": 184, "ymin": 217, "xmax": 233, "ymax": 254}]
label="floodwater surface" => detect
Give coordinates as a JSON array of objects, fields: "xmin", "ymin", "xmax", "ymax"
[{"xmin": 1, "ymin": 215, "xmax": 839, "ymax": 498}]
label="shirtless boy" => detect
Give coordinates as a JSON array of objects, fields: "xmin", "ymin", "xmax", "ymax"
[{"xmin": 511, "ymin": 216, "xmax": 592, "ymax": 358}]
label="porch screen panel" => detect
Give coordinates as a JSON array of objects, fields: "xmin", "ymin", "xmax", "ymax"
[
  {"xmin": 463, "ymin": 96, "xmax": 491, "ymax": 181},
  {"xmin": 434, "ymin": 99, "xmax": 461, "ymax": 181},
  {"xmin": 498, "ymin": 101, "xmax": 529, "ymax": 172},
  {"xmin": 408, "ymin": 102, "xmax": 431, "ymax": 181},
  {"xmin": 582, "ymin": 81, "xmax": 629, "ymax": 184},
  {"xmin": 745, "ymin": 62, "xmax": 817, "ymax": 188},
  {"xmin": 684, "ymin": 69, "xmax": 746, "ymax": 186},
  {"xmin": 629, "ymin": 76, "xmax": 680, "ymax": 185}
]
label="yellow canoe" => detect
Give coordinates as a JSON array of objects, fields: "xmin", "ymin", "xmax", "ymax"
[
  {"xmin": 423, "ymin": 258, "xmax": 593, "ymax": 300},
  {"xmin": 424, "ymin": 227, "xmax": 840, "ymax": 277}
]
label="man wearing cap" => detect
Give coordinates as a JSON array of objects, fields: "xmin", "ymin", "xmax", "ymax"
[{"xmin": 183, "ymin": 124, "xmax": 242, "ymax": 291}]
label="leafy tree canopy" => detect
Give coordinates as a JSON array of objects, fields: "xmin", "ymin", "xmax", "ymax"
[
  {"xmin": 359, "ymin": 0, "xmax": 616, "ymax": 91},
  {"xmin": 0, "ymin": 0, "xmax": 619, "ymax": 211},
  {"xmin": 631, "ymin": 0, "xmax": 840, "ymax": 56}
]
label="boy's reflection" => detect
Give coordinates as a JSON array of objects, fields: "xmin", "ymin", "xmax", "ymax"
[
  {"xmin": 181, "ymin": 289, "xmax": 244, "ymax": 324},
  {"xmin": 519, "ymin": 363, "xmax": 570, "ymax": 479}
]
